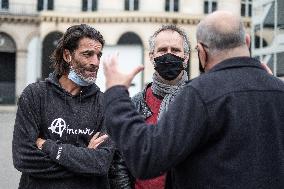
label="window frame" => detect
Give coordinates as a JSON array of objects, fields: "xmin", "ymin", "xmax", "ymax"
[
  {"xmin": 0, "ymin": 0, "xmax": 9, "ymax": 10},
  {"xmin": 165, "ymin": 0, "xmax": 179, "ymax": 12},
  {"xmin": 37, "ymin": 0, "xmax": 54, "ymax": 11},
  {"xmin": 82, "ymin": 0, "xmax": 97, "ymax": 12},
  {"xmin": 204, "ymin": 0, "xmax": 218, "ymax": 14},
  {"xmin": 241, "ymin": 0, "xmax": 252, "ymax": 17},
  {"xmin": 125, "ymin": 0, "xmax": 139, "ymax": 11}
]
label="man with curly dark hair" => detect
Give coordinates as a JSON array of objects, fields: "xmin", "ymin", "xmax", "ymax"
[{"xmin": 12, "ymin": 24, "xmax": 115, "ymax": 189}]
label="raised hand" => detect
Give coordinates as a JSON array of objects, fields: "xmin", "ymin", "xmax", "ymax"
[{"xmin": 103, "ymin": 53, "xmax": 144, "ymax": 90}]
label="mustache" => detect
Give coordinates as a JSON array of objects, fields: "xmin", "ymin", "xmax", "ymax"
[{"xmin": 79, "ymin": 65, "xmax": 99, "ymax": 72}]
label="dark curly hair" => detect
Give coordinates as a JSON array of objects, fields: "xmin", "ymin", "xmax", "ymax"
[{"xmin": 50, "ymin": 24, "xmax": 105, "ymax": 75}]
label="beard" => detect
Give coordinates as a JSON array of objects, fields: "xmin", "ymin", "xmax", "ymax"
[{"xmin": 71, "ymin": 59, "xmax": 99, "ymax": 84}]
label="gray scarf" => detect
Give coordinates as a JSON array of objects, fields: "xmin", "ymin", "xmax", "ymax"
[{"xmin": 151, "ymin": 70, "xmax": 188, "ymax": 120}]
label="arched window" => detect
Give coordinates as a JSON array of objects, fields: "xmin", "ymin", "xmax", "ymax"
[
  {"xmin": 115, "ymin": 32, "xmax": 143, "ymax": 94},
  {"xmin": 0, "ymin": 32, "xmax": 16, "ymax": 104},
  {"xmin": 41, "ymin": 31, "xmax": 63, "ymax": 80},
  {"xmin": 117, "ymin": 32, "xmax": 143, "ymax": 45}
]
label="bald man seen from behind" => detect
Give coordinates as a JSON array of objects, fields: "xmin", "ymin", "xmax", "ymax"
[{"xmin": 103, "ymin": 11, "xmax": 284, "ymax": 189}]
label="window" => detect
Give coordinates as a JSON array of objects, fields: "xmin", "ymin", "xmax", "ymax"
[
  {"xmin": 165, "ymin": 0, "xmax": 179, "ymax": 12},
  {"xmin": 125, "ymin": 0, "xmax": 139, "ymax": 11},
  {"xmin": 37, "ymin": 0, "xmax": 54, "ymax": 11},
  {"xmin": 0, "ymin": 0, "xmax": 9, "ymax": 10},
  {"xmin": 82, "ymin": 0, "xmax": 97, "ymax": 12},
  {"xmin": 117, "ymin": 32, "xmax": 143, "ymax": 45},
  {"xmin": 204, "ymin": 0, "xmax": 217, "ymax": 14},
  {"xmin": 241, "ymin": 0, "xmax": 252, "ymax": 17}
]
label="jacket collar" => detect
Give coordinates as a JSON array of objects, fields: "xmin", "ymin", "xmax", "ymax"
[{"xmin": 208, "ymin": 57, "xmax": 264, "ymax": 74}]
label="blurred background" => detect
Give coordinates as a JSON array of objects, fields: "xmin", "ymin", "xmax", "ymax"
[{"xmin": 0, "ymin": 0, "xmax": 283, "ymax": 188}]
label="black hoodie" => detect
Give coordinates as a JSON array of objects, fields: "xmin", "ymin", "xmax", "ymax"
[{"xmin": 12, "ymin": 73, "xmax": 114, "ymax": 189}]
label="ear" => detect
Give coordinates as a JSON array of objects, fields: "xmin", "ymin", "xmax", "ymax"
[
  {"xmin": 63, "ymin": 49, "xmax": 72, "ymax": 63},
  {"xmin": 183, "ymin": 54, "xmax": 190, "ymax": 68},
  {"xmin": 197, "ymin": 43, "xmax": 207, "ymax": 66},
  {"xmin": 149, "ymin": 52, "xmax": 155, "ymax": 64},
  {"xmin": 245, "ymin": 34, "xmax": 251, "ymax": 49}
]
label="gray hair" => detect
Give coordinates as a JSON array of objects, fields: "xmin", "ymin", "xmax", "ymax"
[
  {"xmin": 149, "ymin": 24, "xmax": 190, "ymax": 54},
  {"xmin": 196, "ymin": 19, "xmax": 246, "ymax": 54}
]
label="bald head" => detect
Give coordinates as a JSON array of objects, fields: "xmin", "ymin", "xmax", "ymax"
[{"xmin": 196, "ymin": 11, "xmax": 246, "ymax": 52}]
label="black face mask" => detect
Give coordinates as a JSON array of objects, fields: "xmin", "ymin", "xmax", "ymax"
[{"xmin": 154, "ymin": 53, "xmax": 184, "ymax": 80}]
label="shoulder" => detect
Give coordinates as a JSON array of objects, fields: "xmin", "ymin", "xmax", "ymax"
[
  {"xmin": 131, "ymin": 85, "xmax": 149, "ymax": 108},
  {"xmin": 17, "ymin": 81, "xmax": 48, "ymax": 108},
  {"xmin": 132, "ymin": 91, "xmax": 144, "ymax": 103},
  {"xmin": 21, "ymin": 81, "xmax": 47, "ymax": 98},
  {"xmin": 131, "ymin": 83, "xmax": 151, "ymax": 103}
]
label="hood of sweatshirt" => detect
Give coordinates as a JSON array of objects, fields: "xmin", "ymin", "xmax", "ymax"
[{"xmin": 46, "ymin": 72, "xmax": 101, "ymax": 99}]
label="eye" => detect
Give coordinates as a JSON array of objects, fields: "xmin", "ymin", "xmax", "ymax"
[
  {"xmin": 82, "ymin": 51, "xmax": 95, "ymax": 57},
  {"xmin": 82, "ymin": 52, "xmax": 91, "ymax": 57},
  {"xmin": 97, "ymin": 52, "xmax": 102, "ymax": 59},
  {"xmin": 157, "ymin": 48, "xmax": 167, "ymax": 53},
  {"xmin": 172, "ymin": 48, "xmax": 181, "ymax": 52}
]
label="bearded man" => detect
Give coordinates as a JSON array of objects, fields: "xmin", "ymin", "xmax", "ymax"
[{"xmin": 12, "ymin": 24, "xmax": 115, "ymax": 189}]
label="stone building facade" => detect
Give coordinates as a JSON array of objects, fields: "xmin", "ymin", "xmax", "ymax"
[{"xmin": 0, "ymin": 0, "xmax": 252, "ymax": 105}]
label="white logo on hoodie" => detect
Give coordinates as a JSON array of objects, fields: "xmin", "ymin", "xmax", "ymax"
[
  {"xmin": 48, "ymin": 118, "xmax": 66, "ymax": 137},
  {"xmin": 49, "ymin": 118, "xmax": 95, "ymax": 137}
]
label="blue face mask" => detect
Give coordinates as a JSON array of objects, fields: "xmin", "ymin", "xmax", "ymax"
[{"xmin": 68, "ymin": 69, "xmax": 92, "ymax": 86}]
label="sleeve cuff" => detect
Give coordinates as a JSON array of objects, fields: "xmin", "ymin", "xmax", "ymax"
[{"xmin": 42, "ymin": 139, "xmax": 58, "ymax": 158}]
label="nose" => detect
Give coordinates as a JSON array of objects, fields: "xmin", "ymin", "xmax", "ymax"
[{"xmin": 90, "ymin": 54, "xmax": 100, "ymax": 66}]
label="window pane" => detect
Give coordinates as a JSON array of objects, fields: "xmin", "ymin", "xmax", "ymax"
[
  {"xmin": 125, "ymin": 0, "xmax": 129, "ymax": 10},
  {"xmin": 248, "ymin": 4, "xmax": 252, "ymax": 17},
  {"xmin": 47, "ymin": 0, "xmax": 53, "ymax": 10},
  {"xmin": 204, "ymin": 1, "xmax": 208, "ymax": 14},
  {"xmin": 82, "ymin": 0, "xmax": 87, "ymax": 11},
  {"xmin": 134, "ymin": 0, "xmax": 139, "ymax": 10},
  {"xmin": 92, "ymin": 0, "xmax": 97, "ymax": 11},
  {"xmin": 2, "ymin": 0, "xmax": 9, "ymax": 9},
  {"xmin": 212, "ymin": 2, "xmax": 217, "ymax": 12},
  {"xmin": 37, "ymin": 0, "xmax": 44, "ymax": 11},
  {"xmin": 241, "ymin": 4, "xmax": 245, "ymax": 16},
  {"xmin": 165, "ymin": 0, "xmax": 170, "ymax": 11},
  {"xmin": 174, "ymin": 0, "xmax": 179, "ymax": 12}
]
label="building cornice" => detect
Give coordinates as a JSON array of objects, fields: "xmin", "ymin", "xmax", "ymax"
[
  {"xmin": 0, "ymin": 11, "xmax": 251, "ymax": 27},
  {"xmin": 0, "ymin": 14, "xmax": 39, "ymax": 24}
]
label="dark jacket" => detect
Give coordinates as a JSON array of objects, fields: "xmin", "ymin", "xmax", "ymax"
[
  {"xmin": 13, "ymin": 73, "xmax": 114, "ymax": 189},
  {"xmin": 108, "ymin": 150, "xmax": 134, "ymax": 189},
  {"xmin": 132, "ymin": 83, "xmax": 153, "ymax": 120},
  {"xmin": 103, "ymin": 57, "xmax": 284, "ymax": 189}
]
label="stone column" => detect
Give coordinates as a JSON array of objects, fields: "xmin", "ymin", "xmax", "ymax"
[{"xmin": 16, "ymin": 49, "xmax": 28, "ymax": 100}]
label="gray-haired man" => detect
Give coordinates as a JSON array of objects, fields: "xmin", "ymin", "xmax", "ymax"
[{"xmin": 104, "ymin": 11, "xmax": 284, "ymax": 188}]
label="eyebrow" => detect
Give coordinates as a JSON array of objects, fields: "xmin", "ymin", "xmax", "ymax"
[
  {"xmin": 80, "ymin": 50, "xmax": 94, "ymax": 54},
  {"xmin": 80, "ymin": 50, "xmax": 102, "ymax": 57}
]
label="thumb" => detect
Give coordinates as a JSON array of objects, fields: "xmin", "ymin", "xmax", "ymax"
[{"xmin": 129, "ymin": 65, "xmax": 144, "ymax": 79}]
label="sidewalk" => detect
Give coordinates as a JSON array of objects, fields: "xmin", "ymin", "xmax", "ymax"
[{"xmin": 0, "ymin": 107, "xmax": 20, "ymax": 189}]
